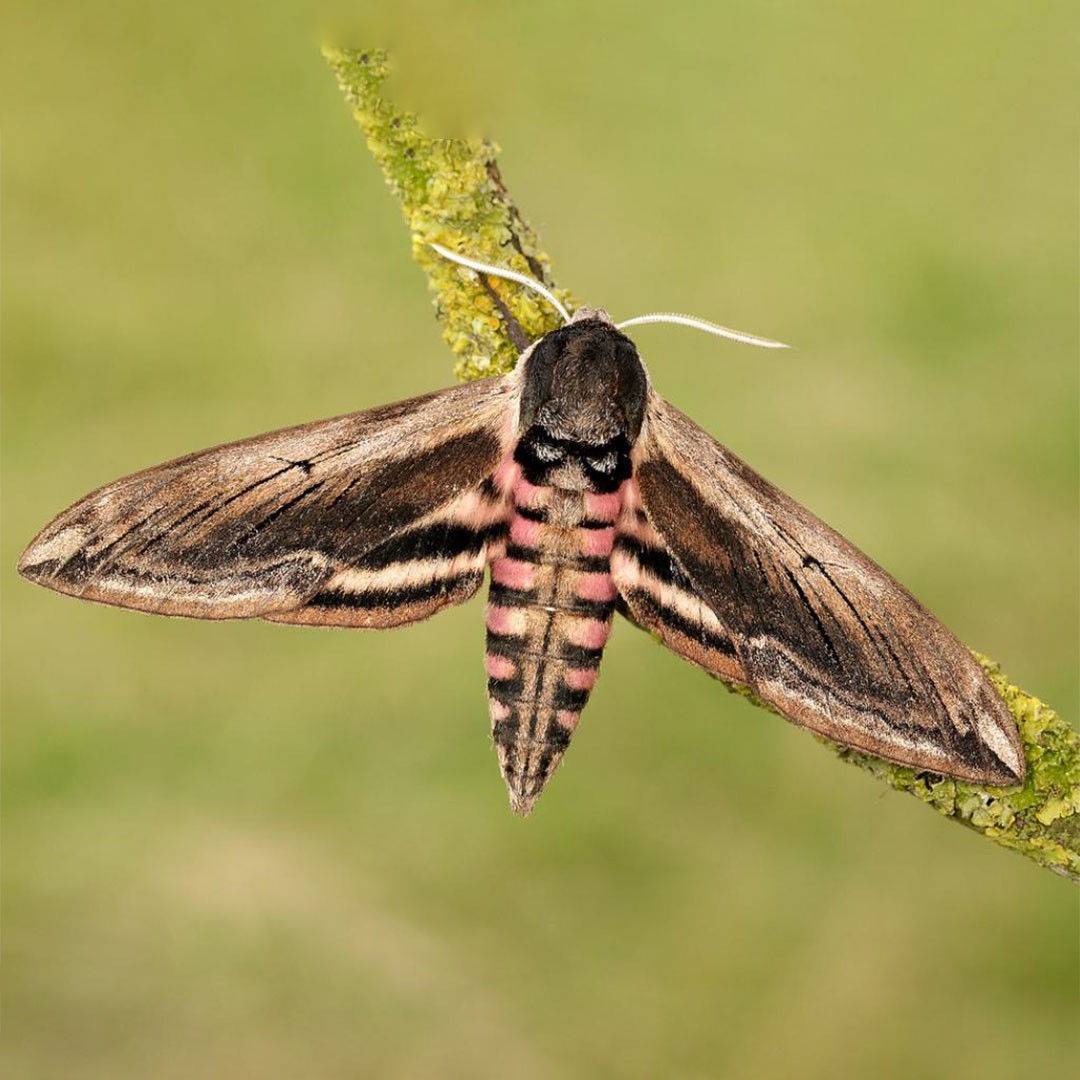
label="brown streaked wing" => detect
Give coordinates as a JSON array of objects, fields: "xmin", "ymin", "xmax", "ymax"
[
  {"xmin": 624, "ymin": 393, "xmax": 1024, "ymax": 786},
  {"xmin": 611, "ymin": 504, "xmax": 747, "ymax": 688},
  {"xmin": 19, "ymin": 377, "xmax": 516, "ymax": 626}
]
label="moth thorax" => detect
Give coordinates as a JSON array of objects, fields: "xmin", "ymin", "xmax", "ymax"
[
  {"xmin": 536, "ymin": 397, "xmax": 623, "ymax": 445},
  {"xmin": 519, "ymin": 319, "xmax": 649, "ymax": 446}
]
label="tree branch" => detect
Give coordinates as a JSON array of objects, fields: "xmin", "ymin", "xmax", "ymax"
[{"xmin": 323, "ymin": 46, "xmax": 1080, "ymax": 883}]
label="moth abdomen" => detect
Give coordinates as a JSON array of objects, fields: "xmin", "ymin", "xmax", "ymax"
[{"xmin": 484, "ymin": 466, "xmax": 624, "ymax": 814}]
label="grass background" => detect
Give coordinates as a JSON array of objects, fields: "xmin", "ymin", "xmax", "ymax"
[{"xmin": 2, "ymin": 2, "xmax": 1077, "ymax": 1078}]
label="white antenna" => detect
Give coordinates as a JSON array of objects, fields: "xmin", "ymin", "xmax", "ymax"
[
  {"xmin": 428, "ymin": 242, "xmax": 571, "ymax": 324},
  {"xmin": 428, "ymin": 244, "xmax": 789, "ymax": 348},
  {"xmin": 615, "ymin": 312, "xmax": 789, "ymax": 349}
]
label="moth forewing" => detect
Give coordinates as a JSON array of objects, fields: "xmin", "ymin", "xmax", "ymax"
[
  {"xmin": 622, "ymin": 392, "xmax": 1025, "ymax": 786},
  {"xmin": 18, "ymin": 377, "xmax": 517, "ymax": 624}
]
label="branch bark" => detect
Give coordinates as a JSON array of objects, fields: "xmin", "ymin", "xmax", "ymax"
[{"xmin": 323, "ymin": 46, "xmax": 1080, "ymax": 883}]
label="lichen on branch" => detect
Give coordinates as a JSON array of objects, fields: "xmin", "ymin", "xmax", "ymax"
[
  {"xmin": 323, "ymin": 46, "xmax": 1080, "ymax": 883},
  {"xmin": 323, "ymin": 46, "xmax": 573, "ymax": 380}
]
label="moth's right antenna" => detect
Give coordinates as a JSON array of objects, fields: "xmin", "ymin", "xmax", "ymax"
[
  {"xmin": 429, "ymin": 243, "xmax": 572, "ymax": 324},
  {"xmin": 615, "ymin": 312, "xmax": 789, "ymax": 349}
]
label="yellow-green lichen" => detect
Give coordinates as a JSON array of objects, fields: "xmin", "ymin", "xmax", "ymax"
[
  {"xmin": 687, "ymin": 628, "xmax": 1076, "ymax": 880},
  {"xmin": 323, "ymin": 47, "xmax": 574, "ymax": 380},
  {"xmin": 821, "ymin": 657, "xmax": 1079, "ymax": 881},
  {"xmin": 324, "ymin": 46, "xmax": 1079, "ymax": 883}
]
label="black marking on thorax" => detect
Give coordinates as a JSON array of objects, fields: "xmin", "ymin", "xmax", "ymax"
[{"xmin": 514, "ymin": 427, "xmax": 633, "ymax": 493}]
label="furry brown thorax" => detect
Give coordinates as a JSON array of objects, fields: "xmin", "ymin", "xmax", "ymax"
[{"xmin": 518, "ymin": 312, "xmax": 649, "ymax": 447}]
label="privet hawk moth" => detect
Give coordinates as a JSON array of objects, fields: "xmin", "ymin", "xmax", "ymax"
[{"xmin": 19, "ymin": 271, "xmax": 1025, "ymax": 815}]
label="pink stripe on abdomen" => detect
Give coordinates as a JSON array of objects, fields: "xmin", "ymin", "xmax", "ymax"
[
  {"xmin": 576, "ymin": 572, "xmax": 617, "ymax": 603},
  {"xmin": 485, "ymin": 653, "xmax": 517, "ymax": 680},
  {"xmin": 564, "ymin": 666, "xmax": 599, "ymax": 692},
  {"xmin": 491, "ymin": 557, "xmax": 536, "ymax": 590},
  {"xmin": 584, "ymin": 491, "xmax": 622, "ymax": 521},
  {"xmin": 567, "ymin": 617, "xmax": 612, "ymax": 651},
  {"xmin": 509, "ymin": 514, "xmax": 543, "ymax": 549},
  {"xmin": 486, "ymin": 605, "xmax": 526, "ymax": 637},
  {"xmin": 582, "ymin": 528, "xmax": 616, "ymax": 557}
]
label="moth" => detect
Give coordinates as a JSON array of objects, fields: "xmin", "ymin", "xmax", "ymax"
[{"xmin": 19, "ymin": 246, "xmax": 1025, "ymax": 814}]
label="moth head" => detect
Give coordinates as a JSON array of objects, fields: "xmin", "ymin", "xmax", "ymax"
[{"xmin": 517, "ymin": 312, "xmax": 650, "ymax": 445}]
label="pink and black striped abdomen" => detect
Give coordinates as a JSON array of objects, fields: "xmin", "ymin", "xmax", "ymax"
[{"xmin": 485, "ymin": 468, "xmax": 623, "ymax": 814}]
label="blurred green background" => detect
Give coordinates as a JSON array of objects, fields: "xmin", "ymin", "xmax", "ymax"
[{"xmin": 3, "ymin": 2, "xmax": 1077, "ymax": 1078}]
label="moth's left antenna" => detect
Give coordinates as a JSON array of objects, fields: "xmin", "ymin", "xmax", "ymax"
[{"xmin": 429, "ymin": 243, "xmax": 572, "ymax": 324}]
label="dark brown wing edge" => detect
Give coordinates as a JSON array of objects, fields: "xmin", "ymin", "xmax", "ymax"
[
  {"xmin": 19, "ymin": 377, "xmax": 517, "ymax": 627},
  {"xmin": 613, "ymin": 393, "xmax": 1024, "ymax": 786}
]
